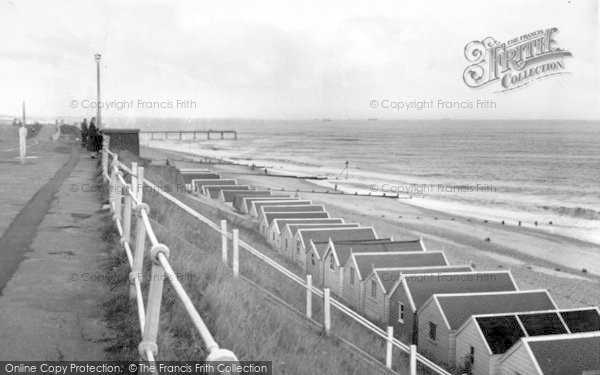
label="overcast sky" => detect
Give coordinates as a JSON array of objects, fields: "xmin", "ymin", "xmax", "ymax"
[{"xmin": 0, "ymin": 0, "xmax": 598, "ymax": 120}]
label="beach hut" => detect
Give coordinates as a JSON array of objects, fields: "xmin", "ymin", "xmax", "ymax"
[
  {"xmin": 180, "ymin": 172, "xmax": 220, "ymax": 184},
  {"xmin": 497, "ymin": 331, "xmax": 600, "ymax": 375},
  {"xmin": 192, "ymin": 179, "xmax": 237, "ymax": 192},
  {"xmin": 292, "ymin": 227, "xmax": 378, "ymax": 269},
  {"xmin": 280, "ymin": 223, "xmax": 360, "ymax": 260},
  {"xmin": 385, "ymin": 270, "xmax": 517, "ymax": 344},
  {"xmin": 341, "ymin": 251, "xmax": 448, "ymax": 314},
  {"xmin": 416, "ymin": 290, "xmax": 557, "ymax": 369},
  {"xmin": 250, "ymin": 200, "xmax": 313, "ymax": 218},
  {"xmin": 321, "ymin": 239, "xmax": 425, "ymax": 296},
  {"xmin": 234, "ymin": 195, "xmax": 294, "ymax": 213},
  {"xmin": 362, "ymin": 266, "xmax": 473, "ymax": 328},
  {"xmin": 219, "ymin": 189, "xmax": 272, "ymax": 203},
  {"xmin": 258, "ymin": 206, "xmax": 326, "ymax": 234},
  {"xmin": 267, "ymin": 218, "xmax": 345, "ymax": 249},
  {"xmin": 263, "ymin": 212, "xmax": 331, "ymax": 249},
  {"xmin": 203, "ymin": 185, "xmax": 250, "ymax": 199},
  {"xmin": 454, "ymin": 307, "xmax": 600, "ymax": 375}
]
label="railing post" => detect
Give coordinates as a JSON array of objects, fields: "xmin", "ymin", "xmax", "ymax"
[
  {"xmin": 221, "ymin": 220, "xmax": 227, "ymax": 264},
  {"xmin": 131, "ymin": 162, "xmax": 138, "ymax": 200},
  {"xmin": 232, "ymin": 229, "xmax": 239, "ymax": 277},
  {"xmin": 323, "ymin": 288, "xmax": 331, "ymax": 336},
  {"xmin": 122, "ymin": 188, "xmax": 132, "ymax": 244},
  {"xmin": 130, "ymin": 203, "xmax": 149, "ymax": 301},
  {"xmin": 138, "ymin": 244, "xmax": 169, "ymax": 361},
  {"xmin": 306, "ymin": 275, "xmax": 312, "ymax": 320},
  {"xmin": 114, "ymin": 172, "xmax": 123, "ymax": 222},
  {"xmin": 109, "ymin": 154, "xmax": 119, "ymax": 212},
  {"xmin": 102, "ymin": 135, "xmax": 110, "ymax": 183},
  {"xmin": 137, "ymin": 167, "xmax": 145, "ymax": 203},
  {"xmin": 386, "ymin": 326, "xmax": 394, "ymax": 369},
  {"xmin": 410, "ymin": 344, "xmax": 417, "ymax": 375}
]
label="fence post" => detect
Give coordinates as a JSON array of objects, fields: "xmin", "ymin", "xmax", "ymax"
[
  {"xmin": 130, "ymin": 203, "xmax": 149, "ymax": 301},
  {"xmin": 131, "ymin": 162, "xmax": 138, "ymax": 200},
  {"xmin": 386, "ymin": 326, "xmax": 394, "ymax": 368},
  {"xmin": 138, "ymin": 244, "xmax": 169, "ymax": 361},
  {"xmin": 410, "ymin": 344, "xmax": 417, "ymax": 375},
  {"xmin": 323, "ymin": 288, "xmax": 331, "ymax": 335},
  {"xmin": 137, "ymin": 167, "xmax": 145, "ymax": 203},
  {"xmin": 306, "ymin": 275, "xmax": 312, "ymax": 320},
  {"xmin": 221, "ymin": 220, "xmax": 228, "ymax": 264},
  {"xmin": 232, "ymin": 229, "xmax": 239, "ymax": 277}
]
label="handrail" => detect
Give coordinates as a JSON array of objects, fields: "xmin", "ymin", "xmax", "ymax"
[
  {"xmin": 141, "ymin": 159, "xmax": 450, "ymax": 375},
  {"xmin": 102, "ymin": 147, "xmax": 237, "ymax": 365}
]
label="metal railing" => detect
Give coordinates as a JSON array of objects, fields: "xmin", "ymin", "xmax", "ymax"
[
  {"xmin": 101, "ymin": 136, "xmax": 237, "ymax": 366},
  {"xmin": 101, "ymin": 136, "xmax": 450, "ymax": 375}
]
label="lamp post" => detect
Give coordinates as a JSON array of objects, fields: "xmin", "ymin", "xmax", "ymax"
[{"xmin": 94, "ymin": 53, "xmax": 102, "ymax": 129}]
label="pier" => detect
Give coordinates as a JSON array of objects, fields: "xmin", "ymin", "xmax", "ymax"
[{"xmin": 143, "ymin": 130, "xmax": 238, "ymax": 140}]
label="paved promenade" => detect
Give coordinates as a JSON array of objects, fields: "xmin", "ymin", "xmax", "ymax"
[{"xmin": 0, "ymin": 129, "xmax": 114, "ymax": 360}]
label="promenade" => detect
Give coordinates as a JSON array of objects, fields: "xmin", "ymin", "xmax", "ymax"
[{"xmin": 0, "ymin": 128, "xmax": 114, "ymax": 360}]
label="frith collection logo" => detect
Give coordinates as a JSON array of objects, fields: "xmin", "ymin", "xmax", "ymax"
[{"xmin": 463, "ymin": 28, "xmax": 572, "ymax": 92}]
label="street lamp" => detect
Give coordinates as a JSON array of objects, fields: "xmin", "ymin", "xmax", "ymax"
[{"xmin": 94, "ymin": 53, "xmax": 102, "ymax": 129}]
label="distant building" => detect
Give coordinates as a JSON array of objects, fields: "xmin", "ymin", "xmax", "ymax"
[{"xmin": 417, "ymin": 290, "xmax": 557, "ymax": 369}]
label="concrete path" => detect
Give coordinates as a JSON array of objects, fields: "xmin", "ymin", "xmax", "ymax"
[{"xmin": 0, "ymin": 142, "xmax": 115, "ymax": 360}]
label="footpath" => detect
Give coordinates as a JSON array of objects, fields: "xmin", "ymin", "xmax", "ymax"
[{"xmin": 0, "ymin": 128, "xmax": 114, "ymax": 360}]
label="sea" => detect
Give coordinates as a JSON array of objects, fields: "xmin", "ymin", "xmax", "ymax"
[{"xmin": 109, "ymin": 118, "xmax": 600, "ymax": 245}]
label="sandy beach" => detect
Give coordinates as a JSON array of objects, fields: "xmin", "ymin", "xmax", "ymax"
[{"xmin": 140, "ymin": 145, "xmax": 600, "ymax": 310}]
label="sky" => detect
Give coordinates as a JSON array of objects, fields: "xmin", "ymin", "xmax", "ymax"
[{"xmin": 0, "ymin": 0, "xmax": 598, "ymax": 120}]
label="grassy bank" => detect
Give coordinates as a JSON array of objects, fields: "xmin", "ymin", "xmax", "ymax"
[{"xmin": 103, "ymin": 152, "xmax": 408, "ymax": 374}]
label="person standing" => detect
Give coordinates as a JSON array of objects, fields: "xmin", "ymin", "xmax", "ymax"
[
  {"xmin": 19, "ymin": 124, "xmax": 28, "ymax": 160},
  {"xmin": 80, "ymin": 118, "xmax": 88, "ymax": 147},
  {"xmin": 87, "ymin": 117, "xmax": 99, "ymax": 158}
]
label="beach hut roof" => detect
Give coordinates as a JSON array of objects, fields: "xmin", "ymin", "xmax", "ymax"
[
  {"xmin": 349, "ymin": 251, "xmax": 447, "ymax": 281},
  {"xmin": 517, "ymin": 332, "xmax": 600, "ymax": 375},
  {"xmin": 465, "ymin": 307, "xmax": 600, "ymax": 355},
  {"xmin": 400, "ymin": 270, "xmax": 518, "ymax": 312},
  {"xmin": 431, "ymin": 290, "xmax": 557, "ymax": 330},
  {"xmin": 332, "ymin": 239, "xmax": 425, "ymax": 267},
  {"xmin": 374, "ymin": 265, "xmax": 473, "ymax": 294},
  {"xmin": 274, "ymin": 218, "xmax": 344, "ymax": 232},
  {"xmin": 263, "ymin": 211, "xmax": 329, "ymax": 225},
  {"xmin": 298, "ymin": 227, "xmax": 377, "ymax": 250},
  {"xmin": 287, "ymin": 223, "xmax": 359, "ymax": 237}
]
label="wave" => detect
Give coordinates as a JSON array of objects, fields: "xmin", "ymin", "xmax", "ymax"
[{"xmin": 538, "ymin": 205, "xmax": 600, "ymax": 220}]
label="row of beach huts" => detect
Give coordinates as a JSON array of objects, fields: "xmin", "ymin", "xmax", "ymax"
[{"xmin": 180, "ymin": 169, "xmax": 600, "ymax": 375}]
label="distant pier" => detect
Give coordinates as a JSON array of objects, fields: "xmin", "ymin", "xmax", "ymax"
[{"xmin": 143, "ymin": 130, "xmax": 238, "ymax": 140}]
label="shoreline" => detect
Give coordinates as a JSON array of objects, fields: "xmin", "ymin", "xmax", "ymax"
[
  {"xmin": 143, "ymin": 139, "xmax": 600, "ymax": 246},
  {"xmin": 140, "ymin": 144, "xmax": 600, "ymax": 308}
]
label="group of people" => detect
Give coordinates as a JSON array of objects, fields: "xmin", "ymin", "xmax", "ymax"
[{"xmin": 80, "ymin": 117, "xmax": 102, "ymax": 158}]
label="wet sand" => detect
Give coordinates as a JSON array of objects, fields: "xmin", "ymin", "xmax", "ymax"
[{"xmin": 141, "ymin": 145, "xmax": 600, "ymax": 309}]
